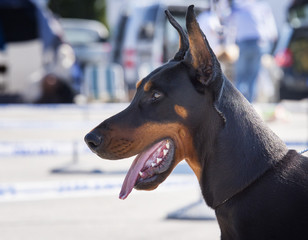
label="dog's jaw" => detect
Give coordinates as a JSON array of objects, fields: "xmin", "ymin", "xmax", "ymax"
[{"xmin": 119, "ymin": 139, "xmax": 175, "ymax": 199}]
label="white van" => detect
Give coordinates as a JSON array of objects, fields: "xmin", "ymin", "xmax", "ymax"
[
  {"xmin": 0, "ymin": 0, "xmax": 75, "ymax": 103},
  {"xmin": 111, "ymin": 1, "xmax": 207, "ymax": 98}
]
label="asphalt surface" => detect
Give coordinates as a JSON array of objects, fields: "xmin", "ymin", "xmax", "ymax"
[{"xmin": 0, "ymin": 100, "xmax": 307, "ymax": 240}]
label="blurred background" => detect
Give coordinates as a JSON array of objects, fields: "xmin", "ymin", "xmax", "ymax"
[{"xmin": 0, "ymin": 0, "xmax": 307, "ymax": 239}]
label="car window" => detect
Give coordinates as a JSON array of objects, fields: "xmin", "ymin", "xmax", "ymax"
[
  {"xmin": 111, "ymin": 14, "xmax": 129, "ymax": 63},
  {"xmin": 63, "ymin": 28, "xmax": 101, "ymax": 44},
  {"xmin": 138, "ymin": 5, "xmax": 159, "ymax": 40},
  {"xmin": 0, "ymin": 4, "xmax": 38, "ymax": 42},
  {"xmin": 289, "ymin": 4, "xmax": 308, "ymax": 28},
  {"xmin": 289, "ymin": 29, "xmax": 308, "ymax": 74}
]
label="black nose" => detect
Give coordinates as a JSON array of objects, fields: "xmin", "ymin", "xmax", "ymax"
[{"xmin": 84, "ymin": 132, "xmax": 102, "ymax": 150}]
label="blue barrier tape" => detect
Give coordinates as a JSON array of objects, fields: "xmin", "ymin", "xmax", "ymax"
[
  {"xmin": 0, "ymin": 120, "xmax": 93, "ymax": 130},
  {"xmin": 0, "ymin": 141, "xmax": 307, "ymax": 157},
  {"xmin": 0, "ymin": 176, "xmax": 197, "ymax": 202},
  {"xmin": 0, "ymin": 179, "xmax": 123, "ymax": 201},
  {"xmin": 285, "ymin": 141, "xmax": 308, "ymax": 146},
  {"xmin": 0, "ymin": 103, "xmax": 129, "ymax": 110},
  {"xmin": 0, "ymin": 141, "xmax": 91, "ymax": 156}
]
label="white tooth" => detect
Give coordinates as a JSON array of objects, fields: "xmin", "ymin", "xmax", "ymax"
[
  {"xmin": 166, "ymin": 142, "xmax": 170, "ymax": 149},
  {"xmin": 156, "ymin": 158, "xmax": 162, "ymax": 164},
  {"xmin": 139, "ymin": 171, "xmax": 143, "ymax": 177},
  {"xmin": 163, "ymin": 149, "xmax": 168, "ymax": 156},
  {"xmin": 151, "ymin": 163, "xmax": 156, "ymax": 167}
]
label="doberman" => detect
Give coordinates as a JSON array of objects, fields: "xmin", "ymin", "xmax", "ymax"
[{"xmin": 85, "ymin": 6, "xmax": 308, "ymax": 240}]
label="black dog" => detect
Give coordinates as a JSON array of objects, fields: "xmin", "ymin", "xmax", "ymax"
[{"xmin": 85, "ymin": 6, "xmax": 308, "ymax": 239}]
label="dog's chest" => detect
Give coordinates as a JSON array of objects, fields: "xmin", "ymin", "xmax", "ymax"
[{"xmin": 215, "ymin": 161, "xmax": 308, "ymax": 240}]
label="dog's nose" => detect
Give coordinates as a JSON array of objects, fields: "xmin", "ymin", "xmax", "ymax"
[{"xmin": 84, "ymin": 132, "xmax": 103, "ymax": 150}]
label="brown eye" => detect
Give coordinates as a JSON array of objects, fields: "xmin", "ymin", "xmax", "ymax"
[{"xmin": 151, "ymin": 91, "xmax": 162, "ymax": 102}]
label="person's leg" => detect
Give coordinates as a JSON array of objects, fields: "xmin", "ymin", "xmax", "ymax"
[
  {"xmin": 235, "ymin": 40, "xmax": 261, "ymax": 102},
  {"xmin": 235, "ymin": 41, "xmax": 250, "ymax": 100},
  {"xmin": 245, "ymin": 40, "xmax": 261, "ymax": 102}
]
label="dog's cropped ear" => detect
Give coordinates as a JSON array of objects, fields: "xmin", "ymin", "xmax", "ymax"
[
  {"xmin": 165, "ymin": 10, "xmax": 189, "ymax": 61},
  {"xmin": 186, "ymin": 5, "xmax": 219, "ymax": 86}
]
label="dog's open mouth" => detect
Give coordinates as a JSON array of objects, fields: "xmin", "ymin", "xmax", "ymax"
[{"xmin": 119, "ymin": 139, "xmax": 175, "ymax": 199}]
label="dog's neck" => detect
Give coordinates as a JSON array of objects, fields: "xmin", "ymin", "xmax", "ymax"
[{"xmin": 197, "ymin": 78, "xmax": 288, "ymax": 209}]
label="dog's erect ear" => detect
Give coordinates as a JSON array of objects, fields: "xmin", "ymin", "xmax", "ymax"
[
  {"xmin": 186, "ymin": 5, "xmax": 219, "ymax": 86},
  {"xmin": 165, "ymin": 10, "xmax": 189, "ymax": 61}
]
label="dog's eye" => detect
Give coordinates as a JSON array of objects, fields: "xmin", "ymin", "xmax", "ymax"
[{"xmin": 151, "ymin": 91, "xmax": 162, "ymax": 102}]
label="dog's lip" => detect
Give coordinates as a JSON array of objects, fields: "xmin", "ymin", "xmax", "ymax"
[{"xmin": 119, "ymin": 138, "xmax": 174, "ymax": 200}]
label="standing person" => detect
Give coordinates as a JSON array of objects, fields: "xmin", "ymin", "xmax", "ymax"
[{"xmin": 228, "ymin": 0, "xmax": 271, "ymax": 102}]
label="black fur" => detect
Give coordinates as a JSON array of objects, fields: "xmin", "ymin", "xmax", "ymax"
[{"xmin": 183, "ymin": 6, "xmax": 308, "ymax": 239}]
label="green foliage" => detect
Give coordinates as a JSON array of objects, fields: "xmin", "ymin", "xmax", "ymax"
[{"xmin": 48, "ymin": 0, "xmax": 108, "ymax": 28}]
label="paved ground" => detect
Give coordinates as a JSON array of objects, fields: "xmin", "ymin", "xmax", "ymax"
[{"xmin": 0, "ymin": 100, "xmax": 307, "ymax": 240}]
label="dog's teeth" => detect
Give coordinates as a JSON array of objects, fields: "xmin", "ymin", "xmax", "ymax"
[
  {"xmin": 163, "ymin": 149, "xmax": 168, "ymax": 156},
  {"xmin": 166, "ymin": 141, "xmax": 170, "ymax": 149},
  {"xmin": 156, "ymin": 158, "xmax": 162, "ymax": 164},
  {"xmin": 139, "ymin": 171, "xmax": 144, "ymax": 177},
  {"xmin": 151, "ymin": 163, "xmax": 156, "ymax": 167}
]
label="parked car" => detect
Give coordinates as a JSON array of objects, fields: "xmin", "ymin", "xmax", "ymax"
[
  {"xmin": 60, "ymin": 18, "xmax": 129, "ymax": 102},
  {"xmin": 274, "ymin": 1, "xmax": 308, "ymax": 100},
  {"xmin": 111, "ymin": 1, "xmax": 208, "ymax": 98},
  {"xmin": 60, "ymin": 18, "xmax": 111, "ymax": 69},
  {"xmin": 0, "ymin": 0, "xmax": 76, "ymax": 103}
]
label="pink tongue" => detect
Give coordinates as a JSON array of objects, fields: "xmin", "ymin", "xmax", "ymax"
[{"xmin": 119, "ymin": 141, "xmax": 162, "ymax": 200}]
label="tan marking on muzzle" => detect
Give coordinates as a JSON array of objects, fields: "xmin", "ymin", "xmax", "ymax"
[{"xmin": 104, "ymin": 122, "xmax": 201, "ymax": 180}]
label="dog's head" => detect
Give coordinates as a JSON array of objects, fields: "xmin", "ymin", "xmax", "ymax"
[{"xmin": 85, "ymin": 5, "xmax": 225, "ymax": 199}]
